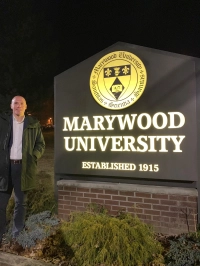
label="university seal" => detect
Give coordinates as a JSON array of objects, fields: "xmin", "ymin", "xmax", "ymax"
[{"xmin": 90, "ymin": 51, "xmax": 147, "ymax": 110}]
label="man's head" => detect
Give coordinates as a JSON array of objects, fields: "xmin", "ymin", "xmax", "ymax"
[{"xmin": 11, "ymin": 96, "xmax": 27, "ymax": 117}]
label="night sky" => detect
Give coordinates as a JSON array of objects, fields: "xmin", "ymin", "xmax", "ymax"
[
  {"xmin": 0, "ymin": 0, "xmax": 200, "ymax": 98},
  {"xmin": 43, "ymin": 0, "xmax": 200, "ymax": 74}
]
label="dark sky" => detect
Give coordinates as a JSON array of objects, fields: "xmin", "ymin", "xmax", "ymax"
[
  {"xmin": 41, "ymin": 0, "xmax": 200, "ymax": 74},
  {"xmin": 0, "ymin": 0, "xmax": 199, "ymax": 114},
  {"xmin": 0, "ymin": 0, "xmax": 200, "ymax": 89}
]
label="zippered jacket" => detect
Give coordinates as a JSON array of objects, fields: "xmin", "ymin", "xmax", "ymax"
[{"xmin": 0, "ymin": 112, "xmax": 45, "ymax": 191}]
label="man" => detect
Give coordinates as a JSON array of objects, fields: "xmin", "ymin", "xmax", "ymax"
[{"xmin": 0, "ymin": 96, "xmax": 45, "ymax": 248}]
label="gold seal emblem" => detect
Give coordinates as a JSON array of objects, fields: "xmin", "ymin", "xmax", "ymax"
[{"xmin": 90, "ymin": 51, "xmax": 147, "ymax": 110}]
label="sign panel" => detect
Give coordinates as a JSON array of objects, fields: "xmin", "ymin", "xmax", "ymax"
[{"xmin": 54, "ymin": 42, "xmax": 198, "ymax": 181}]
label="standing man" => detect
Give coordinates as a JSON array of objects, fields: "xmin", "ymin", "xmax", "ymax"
[{"xmin": 0, "ymin": 96, "xmax": 45, "ymax": 248}]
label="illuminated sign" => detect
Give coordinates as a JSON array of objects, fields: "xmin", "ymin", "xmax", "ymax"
[
  {"xmin": 63, "ymin": 112, "xmax": 185, "ymax": 152},
  {"xmin": 90, "ymin": 51, "xmax": 147, "ymax": 110},
  {"xmin": 54, "ymin": 42, "xmax": 198, "ymax": 182}
]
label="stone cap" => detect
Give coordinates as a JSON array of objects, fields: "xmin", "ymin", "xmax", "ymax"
[{"xmin": 57, "ymin": 180, "xmax": 197, "ymax": 196}]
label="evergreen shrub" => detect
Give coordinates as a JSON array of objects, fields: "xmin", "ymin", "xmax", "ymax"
[
  {"xmin": 16, "ymin": 211, "xmax": 59, "ymax": 249},
  {"xmin": 61, "ymin": 207, "xmax": 164, "ymax": 266},
  {"xmin": 6, "ymin": 171, "xmax": 56, "ymax": 224},
  {"xmin": 165, "ymin": 233, "xmax": 200, "ymax": 266},
  {"xmin": 26, "ymin": 171, "xmax": 56, "ymax": 215},
  {"xmin": 38, "ymin": 228, "xmax": 74, "ymax": 263},
  {"xmin": 6, "ymin": 195, "xmax": 15, "ymax": 222}
]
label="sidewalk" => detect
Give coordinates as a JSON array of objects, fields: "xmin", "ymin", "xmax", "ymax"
[{"xmin": 0, "ymin": 251, "xmax": 54, "ymax": 266}]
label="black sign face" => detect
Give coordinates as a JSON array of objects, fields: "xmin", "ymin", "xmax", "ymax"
[{"xmin": 54, "ymin": 42, "xmax": 198, "ymax": 181}]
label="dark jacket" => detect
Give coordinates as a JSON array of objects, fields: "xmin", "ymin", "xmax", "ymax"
[{"xmin": 0, "ymin": 112, "xmax": 45, "ymax": 191}]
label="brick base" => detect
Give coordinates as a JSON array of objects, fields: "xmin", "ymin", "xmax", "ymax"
[{"xmin": 57, "ymin": 180, "xmax": 197, "ymax": 235}]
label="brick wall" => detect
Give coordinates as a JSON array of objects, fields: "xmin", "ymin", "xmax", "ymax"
[{"xmin": 57, "ymin": 180, "xmax": 198, "ymax": 235}]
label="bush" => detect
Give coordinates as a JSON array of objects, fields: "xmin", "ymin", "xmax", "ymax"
[
  {"xmin": 165, "ymin": 233, "xmax": 200, "ymax": 266},
  {"xmin": 61, "ymin": 207, "xmax": 164, "ymax": 266},
  {"xmin": 26, "ymin": 171, "xmax": 56, "ymax": 215},
  {"xmin": 6, "ymin": 171, "xmax": 56, "ymax": 225},
  {"xmin": 37, "ymin": 229, "xmax": 74, "ymax": 264},
  {"xmin": 16, "ymin": 211, "xmax": 59, "ymax": 249},
  {"xmin": 4, "ymin": 171, "xmax": 56, "ymax": 245},
  {"xmin": 6, "ymin": 195, "xmax": 15, "ymax": 222}
]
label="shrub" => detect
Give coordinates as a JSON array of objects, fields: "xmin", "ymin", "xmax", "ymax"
[
  {"xmin": 26, "ymin": 171, "xmax": 56, "ymax": 215},
  {"xmin": 4, "ymin": 171, "xmax": 56, "ymax": 245},
  {"xmin": 4, "ymin": 218, "xmax": 14, "ymax": 243},
  {"xmin": 37, "ymin": 228, "xmax": 74, "ymax": 264},
  {"xmin": 16, "ymin": 211, "xmax": 59, "ymax": 249},
  {"xmin": 165, "ymin": 233, "xmax": 200, "ymax": 266},
  {"xmin": 6, "ymin": 195, "xmax": 15, "ymax": 222},
  {"xmin": 6, "ymin": 171, "xmax": 56, "ymax": 225},
  {"xmin": 61, "ymin": 208, "xmax": 164, "ymax": 266}
]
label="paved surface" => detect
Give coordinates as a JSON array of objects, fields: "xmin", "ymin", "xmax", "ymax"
[{"xmin": 0, "ymin": 251, "xmax": 54, "ymax": 266}]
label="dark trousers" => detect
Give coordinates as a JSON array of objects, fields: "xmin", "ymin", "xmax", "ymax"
[{"xmin": 0, "ymin": 163, "xmax": 27, "ymax": 241}]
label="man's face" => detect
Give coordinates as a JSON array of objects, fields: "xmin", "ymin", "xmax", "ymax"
[{"xmin": 10, "ymin": 96, "xmax": 27, "ymax": 117}]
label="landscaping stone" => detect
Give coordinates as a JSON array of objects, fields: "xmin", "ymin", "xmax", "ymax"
[{"xmin": 0, "ymin": 251, "xmax": 54, "ymax": 266}]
